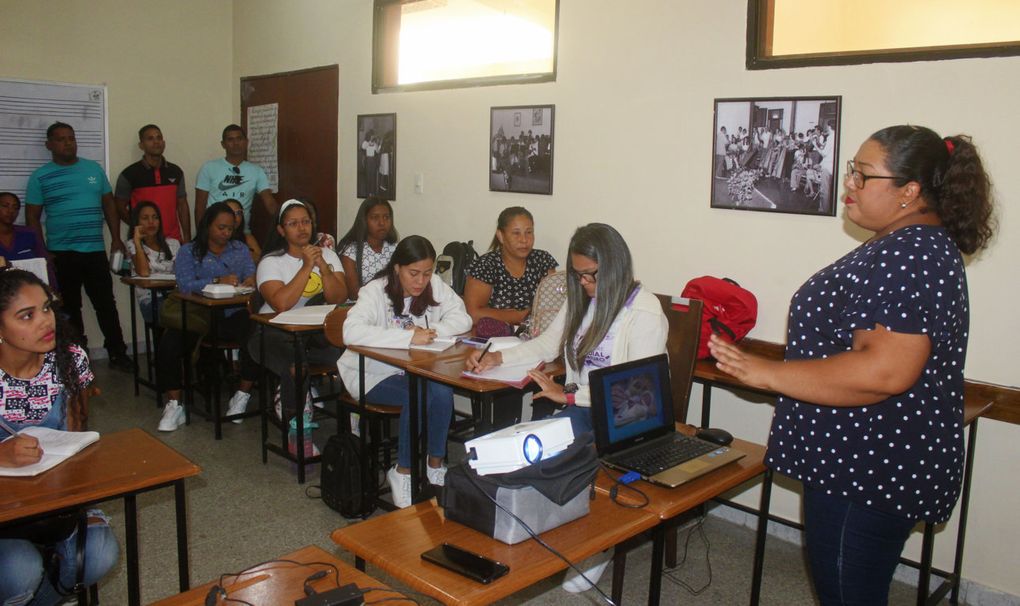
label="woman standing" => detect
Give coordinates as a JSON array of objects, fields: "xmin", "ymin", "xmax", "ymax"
[
  {"xmin": 155, "ymin": 202, "xmax": 258, "ymax": 432},
  {"xmin": 126, "ymin": 200, "xmax": 180, "ymax": 322},
  {"xmin": 249, "ymin": 199, "xmax": 347, "ymax": 421},
  {"xmin": 337, "ymin": 197, "xmax": 398, "ymax": 300},
  {"xmin": 709, "ymin": 125, "xmax": 995, "ymax": 605},
  {"xmin": 338, "ymin": 235, "xmax": 472, "ymax": 508},
  {"xmin": 0, "ymin": 270, "xmax": 119, "ymax": 605}
]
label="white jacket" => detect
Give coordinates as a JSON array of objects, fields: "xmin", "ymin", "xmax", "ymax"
[
  {"xmin": 338, "ymin": 275, "xmax": 472, "ymax": 395},
  {"xmin": 500, "ymin": 285, "xmax": 667, "ymax": 407}
]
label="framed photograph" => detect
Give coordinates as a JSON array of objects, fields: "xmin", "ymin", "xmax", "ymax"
[
  {"xmin": 711, "ymin": 96, "xmax": 842, "ymax": 216},
  {"xmin": 490, "ymin": 105, "xmax": 555, "ymax": 195},
  {"xmin": 357, "ymin": 113, "xmax": 396, "ymax": 200}
]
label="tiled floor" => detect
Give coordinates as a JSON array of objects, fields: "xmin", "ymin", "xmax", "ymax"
[{"xmin": 84, "ymin": 365, "xmax": 920, "ymax": 605}]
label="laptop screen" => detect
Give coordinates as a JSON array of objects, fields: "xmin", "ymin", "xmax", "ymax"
[{"xmin": 589, "ymin": 354, "xmax": 675, "ymax": 453}]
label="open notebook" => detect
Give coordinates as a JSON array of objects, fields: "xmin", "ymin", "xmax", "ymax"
[{"xmin": 0, "ymin": 427, "xmax": 100, "ymax": 477}]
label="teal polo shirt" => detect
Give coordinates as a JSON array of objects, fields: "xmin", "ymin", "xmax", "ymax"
[{"xmin": 26, "ymin": 159, "xmax": 112, "ymax": 253}]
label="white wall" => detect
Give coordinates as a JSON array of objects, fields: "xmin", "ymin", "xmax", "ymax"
[
  {"xmin": 0, "ymin": 0, "xmax": 235, "ymax": 353},
  {"xmin": 233, "ymin": 0, "xmax": 1019, "ymax": 596}
]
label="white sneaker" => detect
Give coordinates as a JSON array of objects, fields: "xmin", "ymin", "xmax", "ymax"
[
  {"xmin": 426, "ymin": 464, "xmax": 448, "ymax": 486},
  {"xmin": 226, "ymin": 391, "xmax": 251, "ymax": 423},
  {"xmin": 387, "ymin": 466, "xmax": 412, "ymax": 509},
  {"xmin": 562, "ymin": 552, "xmax": 612, "ymax": 593},
  {"xmin": 158, "ymin": 400, "xmax": 185, "ymax": 432},
  {"xmin": 311, "ymin": 384, "xmax": 324, "ymax": 409}
]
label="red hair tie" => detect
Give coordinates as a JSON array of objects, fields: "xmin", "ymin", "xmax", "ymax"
[{"xmin": 944, "ymin": 138, "xmax": 955, "ymax": 156}]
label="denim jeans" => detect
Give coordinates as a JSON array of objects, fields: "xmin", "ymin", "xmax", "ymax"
[
  {"xmin": 0, "ymin": 518, "xmax": 119, "ymax": 606},
  {"xmin": 803, "ymin": 485, "xmax": 916, "ymax": 606},
  {"xmin": 366, "ymin": 374, "xmax": 454, "ymax": 468}
]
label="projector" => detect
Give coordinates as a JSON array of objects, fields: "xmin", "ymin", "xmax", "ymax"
[{"xmin": 466, "ymin": 417, "xmax": 574, "ymax": 475}]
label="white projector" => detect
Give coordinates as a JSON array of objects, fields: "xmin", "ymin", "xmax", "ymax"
[{"xmin": 465, "ymin": 417, "xmax": 574, "ymax": 475}]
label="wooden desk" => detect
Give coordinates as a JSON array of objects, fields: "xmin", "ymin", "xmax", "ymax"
[
  {"xmin": 121, "ymin": 276, "xmax": 176, "ymax": 406},
  {"xmin": 332, "ymin": 496, "xmax": 659, "ymax": 606},
  {"xmin": 0, "ymin": 428, "xmax": 201, "ymax": 606},
  {"xmin": 596, "ymin": 434, "xmax": 771, "ymax": 606},
  {"xmin": 250, "ymin": 312, "xmax": 332, "ymax": 484},
  {"xmin": 149, "ymin": 545, "xmax": 407, "ymax": 606},
  {"xmin": 170, "ymin": 290, "xmax": 253, "ymax": 439}
]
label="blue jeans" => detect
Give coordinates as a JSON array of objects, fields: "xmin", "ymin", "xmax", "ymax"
[
  {"xmin": 365, "ymin": 374, "xmax": 454, "ymax": 468},
  {"xmin": 0, "ymin": 518, "xmax": 119, "ymax": 606},
  {"xmin": 803, "ymin": 485, "xmax": 916, "ymax": 606}
]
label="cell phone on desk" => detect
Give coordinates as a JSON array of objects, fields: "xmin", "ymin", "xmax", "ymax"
[{"xmin": 421, "ymin": 543, "xmax": 509, "ymax": 584}]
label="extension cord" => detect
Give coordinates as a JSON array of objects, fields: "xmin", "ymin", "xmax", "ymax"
[{"xmin": 294, "ymin": 583, "xmax": 364, "ymax": 606}]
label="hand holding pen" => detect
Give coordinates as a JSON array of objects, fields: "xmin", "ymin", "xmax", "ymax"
[{"xmin": 466, "ymin": 342, "xmax": 502, "ymax": 372}]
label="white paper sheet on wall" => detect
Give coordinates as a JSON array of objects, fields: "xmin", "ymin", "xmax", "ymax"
[{"xmin": 247, "ymin": 103, "xmax": 279, "ymax": 192}]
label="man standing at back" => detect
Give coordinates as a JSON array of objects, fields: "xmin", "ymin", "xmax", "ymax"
[
  {"xmin": 194, "ymin": 124, "xmax": 276, "ymax": 228},
  {"xmin": 115, "ymin": 124, "xmax": 192, "ymax": 241},
  {"xmin": 25, "ymin": 122, "xmax": 133, "ymax": 371}
]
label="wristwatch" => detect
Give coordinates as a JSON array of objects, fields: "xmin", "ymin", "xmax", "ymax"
[{"xmin": 563, "ymin": 382, "xmax": 578, "ymax": 406}]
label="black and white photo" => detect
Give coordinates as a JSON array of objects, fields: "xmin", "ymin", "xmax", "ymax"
[
  {"xmin": 357, "ymin": 113, "xmax": 396, "ymax": 200},
  {"xmin": 711, "ymin": 96, "xmax": 841, "ymax": 216},
  {"xmin": 490, "ymin": 105, "xmax": 554, "ymax": 195}
]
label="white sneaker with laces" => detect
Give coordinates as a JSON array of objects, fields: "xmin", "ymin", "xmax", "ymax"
[
  {"xmin": 158, "ymin": 400, "xmax": 185, "ymax": 432},
  {"xmin": 426, "ymin": 464, "xmax": 448, "ymax": 486},
  {"xmin": 226, "ymin": 391, "xmax": 251, "ymax": 423},
  {"xmin": 562, "ymin": 551, "xmax": 612, "ymax": 593},
  {"xmin": 387, "ymin": 466, "xmax": 413, "ymax": 509}
]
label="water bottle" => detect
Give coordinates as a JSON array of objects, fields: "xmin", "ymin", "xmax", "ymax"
[
  {"xmin": 288, "ymin": 413, "xmax": 319, "ymax": 475},
  {"xmin": 109, "ymin": 249, "xmax": 124, "ymax": 275}
]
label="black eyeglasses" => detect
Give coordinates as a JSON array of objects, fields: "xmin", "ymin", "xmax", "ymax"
[
  {"xmin": 231, "ymin": 166, "xmax": 241, "ymax": 175},
  {"xmin": 569, "ymin": 268, "xmax": 598, "ymax": 284},
  {"xmin": 845, "ymin": 160, "xmax": 902, "ymax": 189}
]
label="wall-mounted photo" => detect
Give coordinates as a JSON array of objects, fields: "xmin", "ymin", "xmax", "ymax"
[
  {"xmin": 357, "ymin": 113, "xmax": 396, "ymax": 200},
  {"xmin": 711, "ymin": 96, "xmax": 841, "ymax": 216},
  {"xmin": 490, "ymin": 105, "xmax": 554, "ymax": 195}
]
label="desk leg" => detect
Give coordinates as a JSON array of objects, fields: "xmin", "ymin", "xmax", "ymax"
[
  {"xmin": 749, "ymin": 469, "xmax": 772, "ymax": 606},
  {"xmin": 211, "ymin": 312, "xmax": 222, "ymax": 441},
  {"xmin": 130, "ymin": 284, "xmax": 139, "ymax": 396},
  {"xmin": 259, "ymin": 326, "xmax": 269, "ymax": 464},
  {"xmin": 700, "ymin": 382, "xmax": 712, "ymax": 429},
  {"xmin": 918, "ymin": 523, "xmax": 935, "ymax": 606},
  {"xmin": 124, "ymin": 493, "xmax": 141, "ymax": 606},
  {"xmin": 174, "ymin": 480, "xmax": 191, "ymax": 592},
  {"xmin": 647, "ymin": 524, "xmax": 665, "ymax": 606},
  {"xmin": 408, "ymin": 375, "xmax": 421, "ymax": 503},
  {"xmin": 950, "ymin": 419, "xmax": 980, "ymax": 604},
  {"xmin": 294, "ymin": 333, "xmax": 307, "ymax": 484},
  {"xmin": 181, "ymin": 300, "xmax": 191, "ymax": 425}
]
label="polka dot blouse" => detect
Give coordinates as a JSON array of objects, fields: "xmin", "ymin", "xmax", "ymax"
[
  {"xmin": 466, "ymin": 249, "xmax": 557, "ymax": 310},
  {"xmin": 765, "ymin": 225, "xmax": 968, "ymax": 524}
]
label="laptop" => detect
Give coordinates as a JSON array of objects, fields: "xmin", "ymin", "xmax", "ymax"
[{"xmin": 589, "ymin": 354, "xmax": 745, "ymax": 488}]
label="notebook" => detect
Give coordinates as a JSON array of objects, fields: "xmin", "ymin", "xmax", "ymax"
[{"xmin": 588, "ymin": 354, "xmax": 744, "ymax": 488}]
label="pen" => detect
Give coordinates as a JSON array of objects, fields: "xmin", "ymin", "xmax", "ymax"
[
  {"xmin": 477, "ymin": 342, "xmax": 493, "ymax": 365},
  {"xmin": 425, "ymin": 314, "xmax": 430, "ymax": 330},
  {"xmin": 0, "ymin": 417, "xmax": 19, "ymax": 439}
]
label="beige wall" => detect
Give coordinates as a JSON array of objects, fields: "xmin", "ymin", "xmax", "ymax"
[
  {"xmin": 0, "ymin": 0, "xmax": 234, "ymax": 349},
  {"xmin": 3, "ymin": 0, "xmax": 1016, "ymax": 598}
]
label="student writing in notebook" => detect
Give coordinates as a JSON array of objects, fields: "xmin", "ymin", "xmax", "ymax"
[
  {"xmin": 465, "ymin": 223, "xmax": 667, "ymax": 593},
  {"xmin": 0, "ymin": 269, "xmax": 119, "ymax": 605},
  {"xmin": 248, "ymin": 199, "xmax": 347, "ymax": 422},
  {"xmin": 338, "ymin": 235, "xmax": 471, "ymax": 508}
]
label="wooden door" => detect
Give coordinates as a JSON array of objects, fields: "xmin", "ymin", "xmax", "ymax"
[{"xmin": 240, "ymin": 65, "xmax": 338, "ymax": 243}]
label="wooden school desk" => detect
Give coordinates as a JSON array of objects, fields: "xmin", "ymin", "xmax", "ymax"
[
  {"xmin": 0, "ymin": 428, "xmax": 201, "ymax": 606},
  {"xmin": 331, "ymin": 496, "xmax": 660, "ymax": 606},
  {"xmin": 250, "ymin": 312, "xmax": 331, "ymax": 484},
  {"xmin": 170, "ymin": 290, "xmax": 254, "ymax": 439},
  {"xmin": 149, "ymin": 545, "xmax": 409, "ymax": 606},
  {"xmin": 120, "ymin": 275, "xmax": 175, "ymax": 405}
]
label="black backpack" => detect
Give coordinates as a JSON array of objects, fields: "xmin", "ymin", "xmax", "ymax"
[
  {"xmin": 320, "ymin": 433, "xmax": 376, "ymax": 519},
  {"xmin": 438, "ymin": 240, "xmax": 479, "ymax": 295}
]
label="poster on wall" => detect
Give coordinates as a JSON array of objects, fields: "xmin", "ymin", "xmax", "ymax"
[
  {"xmin": 490, "ymin": 105, "xmax": 554, "ymax": 195},
  {"xmin": 711, "ymin": 96, "xmax": 841, "ymax": 217},
  {"xmin": 357, "ymin": 113, "xmax": 396, "ymax": 200},
  {"xmin": 246, "ymin": 103, "xmax": 279, "ymax": 191}
]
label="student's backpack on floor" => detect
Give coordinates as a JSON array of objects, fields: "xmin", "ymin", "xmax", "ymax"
[
  {"xmin": 436, "ymin": 240, "xmax": 479, "ymax": 295},
  {"xmin": 320, "ymin": 433, "xmax": 376, "ymax": 519}
]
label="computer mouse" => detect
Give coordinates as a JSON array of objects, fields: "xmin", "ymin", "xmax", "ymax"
[{"xmin": 696, "ymin": 427, "xmax": 733, "ymax": 446}]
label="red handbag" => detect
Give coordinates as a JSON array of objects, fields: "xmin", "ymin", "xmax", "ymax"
[{"xmin": 680, "ymin": 276, "xmax": 758, "ymax": 359}]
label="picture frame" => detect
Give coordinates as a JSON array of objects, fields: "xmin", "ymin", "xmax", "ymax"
[
  {"xmin": 357, "ymin": 113, "xmax": 396, "ymax": 200},
  {"xmin": 490, "ymin": 105, "xmax": 555, "ymax": 195},
  {"xmin": 711, "ymin": 96, "xmax": 842, "ymax": 216}
]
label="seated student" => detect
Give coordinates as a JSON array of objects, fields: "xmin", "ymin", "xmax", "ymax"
[
  {"xmin": 0, "ymin": 192, "xmax": 56, "ymax": 287},
  {"xmin": 464, "ymin": 206, "xmax": 557, "ymax": 330},
  {"xmin": 154, "ymin": 202, "xmax": 258, "ymax": 432},
  {"xmin": 248, "ymin": 199, "xmax": 347, "ymax": 421},
  {"xmin": 126, "ymin": 201, "xmax": 181, "ymax": 322},
  {"xmin": 225, "ymin": 198, "xmax": 262, "ymax": 263},
  {"xmin": 337, "ymin": 196, "xmax": 398, "ymax": 300},
  {"xmin": 338, "ymin": 235, "xmax": 472, "ymax": 508},
  {"xmin": 0, "ymin": 270, "xmax": 119, "ymax": 606},
  {"xmin": 466, "ymin": 223, "xmax": 667, "ymax": 593}
]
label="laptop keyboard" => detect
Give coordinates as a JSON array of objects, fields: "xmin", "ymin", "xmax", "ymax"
[{"xmin": 612, "ymin": 435, "xmax": 718, "ymax": 476}]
